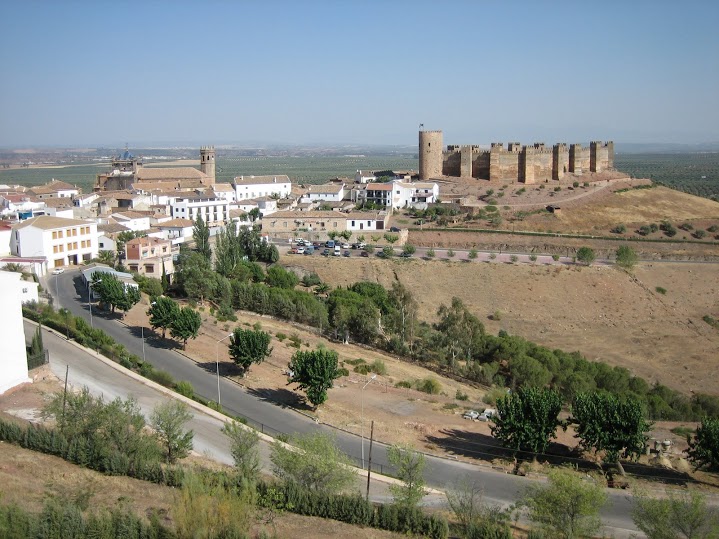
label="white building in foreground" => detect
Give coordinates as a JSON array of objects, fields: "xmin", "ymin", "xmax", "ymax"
[
  {"xmin": 233, "ymin": 175, "xmax": 292, "ymax": 200},
  {"xmin": 0, "ymin": 271, "xmax": 31, "ymax": 394},
  {"xmin": 10, "ymin": 215, "xmax": 98, "ymax": 269}
]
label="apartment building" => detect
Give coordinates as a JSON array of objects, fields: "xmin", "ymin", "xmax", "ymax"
[{"xmin": 10, "ymin": 215, "xmax": 98, "ymax": 268}]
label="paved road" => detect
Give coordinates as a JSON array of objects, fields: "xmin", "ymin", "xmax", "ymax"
[{"xmin": 47, "ymin": 268, "xmax": 640, "ymax": 536}]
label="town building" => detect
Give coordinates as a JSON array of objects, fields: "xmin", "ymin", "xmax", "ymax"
[
  {"xmin": 81, "ymin": 264, "xmax": 138, "ymax": 300},
  {"xmin": 171, "ymin": 194, "xmax": 229, "ymax": 225},
  {"xmin": 10, "ymin": 215, "xmax": 98, "ymax": 268},
  {"xmin": 124, "ymin": 236, "xmax": 174, "ymax": 280},
  {"xmin": 300, "ymin": 183, "xmax": 346, "ymax": 203},
  {"xmin": 262, "ymin": 210, "xmax": 386, "ymax": 236},
  {"xmin": 0, "ymin": 271, "xmax": 31, "ymax": 394},
  {"xmin": 233, "ymin": 175, "xmax": 291, "ymax": 200},
  {"xmin": 28, "ymin": 179, "xmax": 80, "ymax": 199}
]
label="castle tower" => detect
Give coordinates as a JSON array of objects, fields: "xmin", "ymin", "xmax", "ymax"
[
  {"xmin": 200, "ymin": 146, "xmax": 216, "ymax": 186},
  {"xmin": 419, "ymin": 130, "xmax": 443, "ymax": 180}
]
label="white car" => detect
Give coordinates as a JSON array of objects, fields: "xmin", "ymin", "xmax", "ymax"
[
  {"xmin": 341, "ymin": 242, "xmax": 350, "ymax": 249},
  {"xmin": 296, "ymin": 246, "xmax": 305, "ymax": 254},
  {"xmin": 479, "ymin": 409, "xmax": 497, "ymax": 421},
  {"xmin": 462, "ymin": 410, "xmax": 480, "ymax": 420},
  {"xmin": 52, "ymin": 268, "xmax": 65, "ymax": 275}
]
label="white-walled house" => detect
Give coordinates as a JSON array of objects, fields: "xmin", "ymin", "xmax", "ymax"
[
  {"xmin": 233, "ymin": 175, "xmax": 291, "ymax": 200},
  {"xmin": 355, "ymin": 180, "xmax": 439, "ymax": 210},
  {"xmin": 355, "ymin": 170, "xmax": 377, "ymax": 184},
  {"xmin": 262, "ymin": 210, "xmax": 386, "ymax": 235},
  {"xmin": 10, "ymin": 215, "xmax": 98, "ymax": 268},
  {"xmin": 29, "ymin": 179, "xmax": 79, "ymax": 200},
  {"xmin": 109, "ymin": 211, "xmax": 151, "ymax": 232},
  {"xmin": 155, "ymin": 218, "xmax": 194, "ymax": 240},
  {"xmin": 0, "ymin": 271, "xmax": 31, "ymax": 394},
  {"xmin": 300, "ymin": 183, "xmax": 346, "ymax": 203},
  {"xmin": 212, "ymin": 183, "xmax": 237, "ymax": 203},
  {"xmin": 236, "ymin": 197, "xmax": 278, "ymax": 216},
  {"xmin": 171, "ymin": 194, "xmax": 229, "ymax": 225}
]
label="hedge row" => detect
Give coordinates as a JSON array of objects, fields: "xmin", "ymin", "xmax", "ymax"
[
  {"xmin": 257, "ymin": 480, "xmax": 448, "ymax": 539},
  {"xmin": 0, "ymin": 419, "xmax": 184, "ymax": 488}
]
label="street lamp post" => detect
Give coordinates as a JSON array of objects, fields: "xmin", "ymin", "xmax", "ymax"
[
  {"xmin": 141, "ymin": 326, "xmax": 146, "ymax": 362},
  {"xmin": 87, "ymin": 279, "xmax": 93, "ymax": 327},
  {"xmin": 361, "ymin": 374, "xmax": 377, "ymax": 470},
  {"xmin": 215, "ymin": 333, "xmax": 233, "ymax": 406}
]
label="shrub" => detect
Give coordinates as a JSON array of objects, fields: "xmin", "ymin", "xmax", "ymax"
[
  {"xmin": 573, "ymin": 181, "xmax": 580, "ymax": 188},
  {"xmin": 510, "ymin": 255, "xmax": 518, "ymax": 264},
  {"xmin": 554, "ymin": 187, "xmax": 561, "ymax": 192},
  {"xmin": 288, "ymin": 333, "xmax": 302, "ymax": 348},
  {"xmin": 529, "ymin": 254, "xmax": 538, "ymax": 262},
  {"xmin": 446, "ymin": 249, "xmax": 455, "ymax": 258},
  {"xmin": 468, "ymin": 248, "xmax": 478, "ymax": 259},
  {"xmin": 611, "ymin": 224, "xmax": 627, "ymax": 234},
  {"xmin": 708, "ymin": 224, "xmax": 718, "ymax": 233},
  {"xmin": 456, "ymin": 389, "xmax": 469, "ymax": 401},
  {"xmin": 370, "ymin": 359, "xmax": 387, "ymax": 375},
  {"xmin": 679, "ymin": 222, "xmax": 694, "ymax": 231},
  {"xmin": 483, "ymin": 387, "xmax": 507, "ymax": 405},
  {"xmin": 146, "ymin": 368, "xmax": 175, "ymax": 388},
  {"xmin": 489, "ymin": 253, "xmax": 497, "ymax": 260},
  {"xmin": 693, "ymin": 229, "xmax": 707, "ymax": 239},
  {"xmin": 395, "ymin": 380, "xmax": 412, "ymax": 389},
  {"xmin": 655, "ymin": 287, "xmax": 667, "ymax": 295},
  {"xmin": 175, "ymin": 380, "xmax": 194, "ymax": 398},
  {"xmin": 426, "ymin": 248, "xmax": 436, "ymax": 258},
  {"xmin": 276, "ymin": 332, "xmax": 287, "ymax": 341},
  {"xmin": 415, "ymin": 377, "xmax": 441, "ymax": 395},
  {"xmin": 354, "ymin": 364, "xmax": 371, "ymax": 375}
]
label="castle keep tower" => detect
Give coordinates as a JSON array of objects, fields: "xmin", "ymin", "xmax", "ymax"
[
  {"xmin": 200, "ymin": 146, "xmax": 216, "ymax": 185},
  {"xmin": 419, "ymin": 130, "xmax": 443, "ymax": 180}
]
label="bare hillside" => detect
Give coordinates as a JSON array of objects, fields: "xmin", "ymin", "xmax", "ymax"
[{"xmin": 285, "ymin": 256, "xmax": 719, "ymax": 396}]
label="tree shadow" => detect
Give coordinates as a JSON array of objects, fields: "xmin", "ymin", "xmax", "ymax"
[
  {"xmin": 194, "ymin": 360, "xmax": 245, "ymax": 378},
  {"xmin": 425, "ymin": 428, "xmax": 694, "ymax": 486},
  {"xmin": 246, "ymin": 386, "xmax": 314, "ymax": 412},
  {"xmin": 127, "ymin": 326, "xmax": 183, "ymax": 351}
]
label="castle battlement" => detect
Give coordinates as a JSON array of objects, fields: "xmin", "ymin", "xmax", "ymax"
[{"xmin": 419, "ymin": 128, "xmax": 614, "ymax": 182}]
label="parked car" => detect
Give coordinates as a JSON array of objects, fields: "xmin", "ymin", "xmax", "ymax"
[
  {"xmin": 333, "ymin": 245, "xmax": 341, "ymax": 256},
  {"xmin": 343, "ymin": 250, "xmax": 351, "ymax": 257},
  {"xmin": 52, "ymin": 267, "xmax": 65, "ymax": 275},
  {"xmin": 376, "ymin": 251, "xmax": 387, "ymax": 259},
  {"xmin": 478, "ymin": 408, "xmax": 497, "ymax": 421},
  {"xmin": 289, "ymin": 248, "xmax": 299, "ymax": 254},
  {"xmin": 313, "ymin": 241, "xmax": 323, "ymax": 248},
  {"xmin": 304, "ymin": 245, "xmax": 315, "ymax": 254},
  {"xmin": 295, "ymin": 239, "xmax": 305, "ymax": 246},
  {"xmin": 326, "ymin": 240, "xmax": 335, "ymax": 248},
  {"xmin": 356, "ymin": 242, "xmax": 366, "ymax": 249},
  {"xmin": 360, "ymin": 251, "xmax": 369, "ymax": 257},
  {"xmin": 341, "ymin": 242, "xmax": 350, "ymax": 249},
  {"xmin": 389, "ymin": 226, "xmax": 401, "ymax": 232},
  {"xmin": 462, "ymin": 410, "xmax": 480, "ymax": 420},
  {"xmin": 322, "ymin": 248, "xmax": 330, "ymax": 256},
  {"xmin": 399, "ymin": 252, "xmax": 412, "ymax": 258},
  {"xmin": 296, "ymin": 246, "xmax": 305, "ymax": 254}
]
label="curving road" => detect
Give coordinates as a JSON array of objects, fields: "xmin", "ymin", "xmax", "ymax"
[{"xmin": 47, "ymin": 268, "xmax": 640, "ymax": 537}]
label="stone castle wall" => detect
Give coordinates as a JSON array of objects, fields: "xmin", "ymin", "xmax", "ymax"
[{"xmin": 421, "ymin": 130, "xmax": 614, "ymax": 183}]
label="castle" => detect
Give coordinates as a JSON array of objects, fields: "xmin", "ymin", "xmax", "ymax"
[
  {"xmin": 419, "ymin": 130, "xmax": 614, "ymax": 183},
  {"xmin": 95, "ymin": 146, "xmax": 216, "ymax": 191}
]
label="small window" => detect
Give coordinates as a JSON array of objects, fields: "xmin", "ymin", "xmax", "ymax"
[{"xmin": 22, "ymin": 288, "xmax": 28, "ymax": 294}]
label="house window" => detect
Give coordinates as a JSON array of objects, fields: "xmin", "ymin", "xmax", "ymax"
[
  {"xmin": 367, "ymin": 221, "xmax": 371, "ymax": 226},
  {"xmin": 52, "ymin": 231, "xmax": 58, "ymax": 239},
  {"xmin": 333, "ymin": 222, "xmax": 338, "ymax": 228},
  {"xmin": 58, "ymin": 230, "xmax": 64, "ymax": 238},
  {"xmin": 351, "ymin": 221, "xmax": 355, "ymax": 227},
  {"xmin": 145, "ymin": 264, "xmax": 155, "ymax": 273},
  {"xmin": 86, "ymin": 240, "xmax": 91, "ymax": 248},
  {"xmin": 53, "ymin": 245, "xmax": 58, "ymax": 254}
]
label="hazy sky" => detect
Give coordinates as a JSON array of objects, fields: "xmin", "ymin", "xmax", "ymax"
[{"xmin": 1, "ymin": 0, "xmax": 717, "ymax": 147}]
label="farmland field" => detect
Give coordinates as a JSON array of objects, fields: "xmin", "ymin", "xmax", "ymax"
[
  {"xmin": 1, "ymin": 151, "xmax": 717, "ymax": 201},
  {"xmin": 615, "ymin": 152, "xmax": 719, "ymax": 200}
]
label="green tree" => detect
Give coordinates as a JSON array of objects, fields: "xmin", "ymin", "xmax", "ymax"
[
  {"xmin": 222, "ymin": 420, "xmax": 261, "ymax": 483},
  {"xmin": 287, "ymin": 348, "xmax": 340, "ymax": 408},
  {"xmin": 576, "ymin": 246, "xmax": 595, "ymax": 265},
  {"xmin": 388, "ymin": 444, "xmax": 427, "ymax": 508},
  {"xmin": 91, "ymin": 272, "xmax": 140, "ymax": 315},
  {"xmin": 147, "ymin": 296, "xmax": 180, "ymax": 338},
  {"xmin": 170, "ymin": 306, "xmax": 202, "ymax": 349},
  {"xmin": 266, "ymin": 265, "xmax": 299, "ymax": 289},
  {"xmin": 426, "ymin": 247, "xmax": 436, "ymax": 258},
  {"xmin": 491, "ymin": 387, "xmax": 563, "ymax": 458},
  {"xmin": 248, "ymin": 207, "xmax": 261, "ymax": 222},
  {"xmin": 150, "ymin": 400, "xmax": 194, "ymax": 463},
  {"xmin": 270, "ymin": 431, "xmax": 355, "ymax": 494},
  {"xmin": 446, "ymin": 478, "xmax": 511, "ymax": 538},
  {"xmin": 522, "ymin": 468, "xmax": 607, "ymax": 539},
  {"xmin": 389, "ymin": 281, "xmax": 418, "ymax": 351},
  {"xmin": 176, "ymin": 250, "xmax": 215, "ymax": 304},
  {"xmin": 97, "ymin": 249, "xmax": 116, "ymax": 266},
  {"xmin": 402, "ymin": 244, "xmax": 416, "ymax": 255},
  {"xmin": 339, "ymin": 230, "xmax": 352, "ymax": 241},
  {"xmin": 192, "ymin": 214, "xmax": 212, "ymax": 261},
  {"xmin": 468, "ymin": 248, "xmax": 478, "ymax": 260},
  {"xmin": 632, "ymin": 489, "xmax": 719, "ymax": 539},
  {"xmin": 434, "ymin": 297, "xmax": 485, "ymax": 363},
  {"xmin": 328, "ymin": 231, "xmax": 338, "ymax": 241},
  {"xmin": 616, "ymin": 245, "xmax": 639, "ymax": 270},
  {"xmin": 382, "ymin": 245, "xmax": 395, "ymax": 257},
  {"xmin": 228, "ymin": 327, "xmax": 273, "ymax": 376},
  {"xmin": 570, "ymin": 392, "xmax": 652, "ymax": 475},
  {"xmin": 161, "ymin": 260, "xmax": 170, "ymax": 293},
  {"xmin": 383, "ymin": 233, "xmax": 399, "ymax": 245},
  {"xmin": 688, "ymin": 417, "xmax": 719, "ymax": 471}
]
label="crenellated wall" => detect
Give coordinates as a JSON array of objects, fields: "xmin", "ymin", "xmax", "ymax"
[{"xmin": 422, "ymin": 130, "xmax": 614, "ymax": 183}]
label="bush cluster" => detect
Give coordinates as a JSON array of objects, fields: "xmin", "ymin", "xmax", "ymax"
[{"xmin": 257, "ymin": 481, "xmax": 448, "ymax": 538}]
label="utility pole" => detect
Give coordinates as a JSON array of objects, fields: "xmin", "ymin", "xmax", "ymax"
[
  {"xmin": 61, "ymin": 365, "xmax": 69, "ymax": 431},
  {"xmin": 366, "ymin": 420, "xmax": 374, "ymax": 501}
]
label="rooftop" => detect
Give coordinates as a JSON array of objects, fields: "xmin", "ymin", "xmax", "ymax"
[
  {"xmin": 135, "ymin": 167, "xmax": 208, "ymax": 181},
  {"xmin": 13, "ymin": 215, "xmax": 94, "ymax": 231},
  {"xmin": 157, "ymin": 218, "xmax": 194, "ymax": 228}
]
